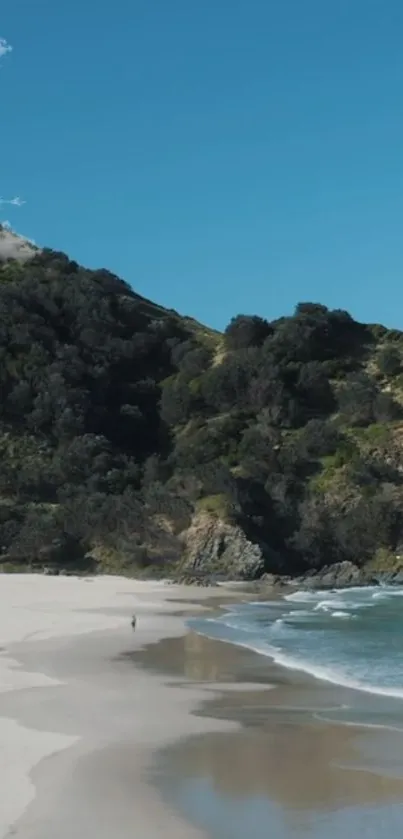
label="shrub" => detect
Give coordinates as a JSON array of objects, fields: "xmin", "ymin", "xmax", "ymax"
[
  {"xmin": 377, "ymin": 345, "xmax": 401, "ymax": 376},
  {"xmin": 337, "ymin": 373, "xmax": 376, "ymax": 426},
  {"xmin": 296, "ymin": 419, "xmax": 341, "ymax": 458},
  {"xmin": 160, "ymin": 376, "xmax": 194, "ymax": 426}
]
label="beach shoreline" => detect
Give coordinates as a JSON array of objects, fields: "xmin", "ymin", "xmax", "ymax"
[
  {"xmin": 131, "ymin": 594, "xmax": 403, "ymax": 838},
  {"xmin": 2, "ymin": 574, "xmax": 403, "ymax": 839},
  {"xmin": 0, "ymin": 573, "xmax": 262, "ymax": 838}
]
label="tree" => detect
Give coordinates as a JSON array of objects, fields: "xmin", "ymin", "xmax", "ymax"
[{"xmin": 224, "ymin": 315, "xmax": 272, "ymax": 350}]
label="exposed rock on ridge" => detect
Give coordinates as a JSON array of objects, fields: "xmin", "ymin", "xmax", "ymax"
[
  {"xmin": 180, "ymin": 512, "xmax": 265, "ymax": 581},
  {"xmin": 0, "ymin": 225, "xmax": 38, "ymax": 262}
]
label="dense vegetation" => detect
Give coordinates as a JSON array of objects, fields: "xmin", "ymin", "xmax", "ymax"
[{"xmin": 1, "ymin": 237, "xmax": 403, "ymax": 577}]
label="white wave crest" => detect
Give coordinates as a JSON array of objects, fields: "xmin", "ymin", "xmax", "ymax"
[
  {"xmin": 314, "ymin": 599, "xmax": 342, "ymax": 613},
  {"xmin": 284, "ymin": 590, "xmax": 319, "ymax": 603},
  {"xmin": 331, "ymin": 611, "xmax": 351, "ymax": 619}
]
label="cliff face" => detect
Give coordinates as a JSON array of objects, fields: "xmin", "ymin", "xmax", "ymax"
[
  {"xmin": 180, "ymin": 512, "xmax": 265, "ymax": 581},
  {"xmin": 1, "ymin": 242, "xmax": 403, "ymax": 579}
]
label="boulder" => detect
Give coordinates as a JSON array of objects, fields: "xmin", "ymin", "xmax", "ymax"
[
  {"xmin": 180, "ymin": 512, "xmax": 265, "ymax": 581},
  {"xmin": 298, "ymin": 560, "xmax": 361, "ymax": 589}
]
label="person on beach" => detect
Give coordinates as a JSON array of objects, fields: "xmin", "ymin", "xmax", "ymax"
[{"xmin": 131, "ymin": 614, "xmax": 137, "ymax": 631}]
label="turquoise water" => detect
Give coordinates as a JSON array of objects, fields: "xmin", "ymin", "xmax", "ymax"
[
  {"xmin": 155, "ymin": 586, "xmax": 403, "ymax": 839},
  {"xmin": 190, "ymin": 586, "xmax": 403, "ymax": 700}
]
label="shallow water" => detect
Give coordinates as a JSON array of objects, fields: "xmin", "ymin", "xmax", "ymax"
[
  {"xmin": 150, "ymin": 589, "xmax": 403, "ymax": 839},
  {"xmin": 156, "ymin": 772, "xmax": 403, "ymax": 839}
]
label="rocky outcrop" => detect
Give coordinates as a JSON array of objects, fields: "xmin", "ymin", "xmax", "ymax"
[
  {"xmin": 288, "ymin": 559, "xmax": 403, "ymax": 590},
  {"xmin": 179, "ymin": 512, "xmax": 265, "ymax": 582},
  {"xmin": 296, "ymin": 560, "xmax": 362, "ymax": 589}
]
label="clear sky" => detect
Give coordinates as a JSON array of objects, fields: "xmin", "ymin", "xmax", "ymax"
[{"xmin": 1, "ymin": 0, "xmax": 402, "ymax": 330}]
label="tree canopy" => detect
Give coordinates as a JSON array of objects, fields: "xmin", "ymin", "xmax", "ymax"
[{"xmin": 0, "ymin": 245, "xmax": 403, "ymax": 577}]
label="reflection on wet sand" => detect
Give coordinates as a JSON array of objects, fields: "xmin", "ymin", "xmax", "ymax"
[
  {"xmin": 160, "ymin": 723, "xmax": 403, "ymax": 813},
  {"xmin": 123, "ymin": 631, "xmax": 380, "ymax": 722},
  {"xmin": 121, "ymin": 629, "xmax": 273, "ymax": 684},
  {"xmin": 127, "ymin": 629, "xmax": 403, "ymax": 721},
  {"xmin": 127, "ymin": 626, "xmax": 403, "ymax": 830}
]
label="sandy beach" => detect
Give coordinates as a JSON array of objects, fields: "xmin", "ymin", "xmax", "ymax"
[
  {"xmin": 1, "ymin": 575, "xmax": 403, "ymax": 839},
  {"xmin": 0, "ymin": 573, "xmax": 261, "ymax": 838}
]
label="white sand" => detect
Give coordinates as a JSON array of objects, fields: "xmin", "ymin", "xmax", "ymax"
[{"xmin": 0, "ymin": 574, "xmax": 244, "ymax": 838}]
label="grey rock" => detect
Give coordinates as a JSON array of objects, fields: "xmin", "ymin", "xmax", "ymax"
[
  {"xmin": 180, "ymin": 512, "xmax": 265, "ymax": 581},
  {"xmin": 259, "ymin": 573, "xmax": 279, "ymax": 586},
  {"xmin": 299, "ymin": 560, "xmax": 361, "ymax": 589},
  {"xmin": 260, "ymin": 572, "xmax": 292, "ymax": 588}
]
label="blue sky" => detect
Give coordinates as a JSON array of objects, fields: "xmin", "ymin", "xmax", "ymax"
[{"xmin": 1, "ymin": 0, "xmax": 402, "ymax": 330}]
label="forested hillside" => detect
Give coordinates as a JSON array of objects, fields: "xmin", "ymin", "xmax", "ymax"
[{"xmin": 1, "ymin": 234, "xmax": 403, "ymax": 578}]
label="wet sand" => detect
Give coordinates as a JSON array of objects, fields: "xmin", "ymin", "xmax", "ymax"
[
  {"xmin": 131, "ymin": 631, "xmax": 403, "ymax": 838},
  {"xmin": 2, "ymin": 576, "xmax": 403, "ymax": 838},
  {"xmin": 0, "ymin": 575, "xmax": 257, "ymax": 838}
]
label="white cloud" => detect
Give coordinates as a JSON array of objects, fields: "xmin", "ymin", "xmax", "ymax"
[
  {"xmin": 0, "ymin": 196, "xmax": 26, "ymax": 207},
  {"xmin": 0, "ymin": 37, "xmax": 12, "ymax": 58}
]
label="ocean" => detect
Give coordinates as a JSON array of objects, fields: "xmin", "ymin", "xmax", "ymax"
[
  {"xmin": 152, "ymin": 585, "xmax": 403, "ymax": 839},
  {"xmin": 190, "ymin": 585, "xmax": 403, "ymax": 705}
]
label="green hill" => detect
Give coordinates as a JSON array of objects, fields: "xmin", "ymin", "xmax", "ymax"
[{"xmin": 1, "ymin": 234, "xmax": 403, "ymax": 580}]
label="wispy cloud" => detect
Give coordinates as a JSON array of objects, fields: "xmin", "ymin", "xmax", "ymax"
[
  {"xmin": 0, "ymin": 196, "xmax": 26, "ymax": 207},
  {"xmin": 1, "ymin": 36, "xmax": 29, "ymax": 234},
  {"xmin": 0, "ymin": 37, "xmax": 12, "ymax": 59}
]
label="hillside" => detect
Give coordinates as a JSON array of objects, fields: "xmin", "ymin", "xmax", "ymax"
[{"xmin": 1, "ymin": 232, "xmax": 403, "ymax": 580}]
